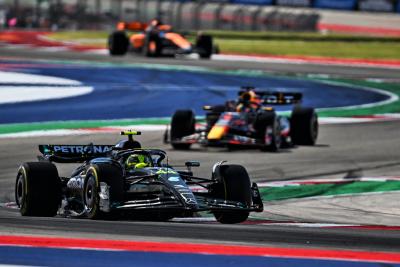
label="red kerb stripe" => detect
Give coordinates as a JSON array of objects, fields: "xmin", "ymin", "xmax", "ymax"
[{"xmin": 0, "ymin": 235, "xmax": 400, "ymax": 263}]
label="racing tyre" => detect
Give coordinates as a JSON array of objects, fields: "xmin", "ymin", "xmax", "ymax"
[
  {"xmin": 108, "ymin": 31, "xmax": 129, "ymax": 56},
  {"xmin": 84, "ymin": 164, "xmax": 124, "ymax": 219},
  {"xmin": 254, "ymin": 112, "xmax": 281, "ymax": 152},
  {"xmin": 170, "ymin": 110, "xmax": 195, "ymax": 150},
  {"xmin": 15, "ymin": 162, "xmax": 61, "ymax": 216},
  {"xmin": 212, "ymin": 165, "xmax": 252, "ymax": 224},
  {"xmin": 196, "ymin": 34, "xmax": 213, "ymax": 59},
  {"xmin": 290, "ymin": 106, "xmax": 318, "ymax": 146}
]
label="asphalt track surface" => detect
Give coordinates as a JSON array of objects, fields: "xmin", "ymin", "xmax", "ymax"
[
  {"xmin": 0, "ymin": 58, "xmax": 390, "ymax": 123},
  {"xmin": 1, "ymin": 49, "xmax": 400, "ymax": 252}
]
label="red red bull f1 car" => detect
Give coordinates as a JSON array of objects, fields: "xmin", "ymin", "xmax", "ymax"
[
  {"xmin": 15, "ymin": 131, "xmax": 263, "ymax": 223},
  {"xmin": 164, "ymin": 87, "xmax": 318, "ymax": 152},
  {"xmin": 108, "ymin": 19, "xmax": 215, "ymax": 59}
]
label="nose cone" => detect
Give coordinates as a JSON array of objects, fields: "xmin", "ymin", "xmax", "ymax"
[{"xmin": 207, "ymin": 126, "xmax": 228, "ymax": 140}]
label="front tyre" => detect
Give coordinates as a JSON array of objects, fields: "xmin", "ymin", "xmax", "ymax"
[
  {"xmin": 254, "ymin": 112, "xmax": 281, "ymax": 152},
  {"xmin": 196, "ymin": 34, "xmax": 213, "ymax": 59},
  {"xmin": 108, "ymin": 31, "xmax": 129, "ymax": 56},
  {"xmin": 84, "ymin": 164, "xmax": 124, "ymax": 219},
  {"xmin": 212, "ymin": 165, "xmax": 252, "ymax": 224},
  {"xmin": 290, "ymin": 106, "xmax": 318, "ymax": 145},
  {"xmin": 170, "ymin": 110, "xmax": 196, "ymax": 150},
  {"xmin": 15, "ymin": 162, "xmax": 61, "ymax": 216}
]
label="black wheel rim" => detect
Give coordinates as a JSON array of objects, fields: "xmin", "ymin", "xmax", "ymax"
[
  {"xmin": 84, "ymin": 176, "xmax": 97, "ymax": 213},
  {"xmin": 264, "ymin": 120, "xmax": 281, "ymax": 149},
  {"xmin": 311, "ymin": 115, "xmax": 318, "ymax": 141},
  {"xmin": 274, "ymin": 121, "xmax": 282, "ymax": 148},
  {"xmin": 15, "ymin": 174, "xmax": 24, "ymax": 207}
]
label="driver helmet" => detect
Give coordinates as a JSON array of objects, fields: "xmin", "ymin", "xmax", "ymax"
[
  {"xmin": 150, "ymin": 18, "xmax": 162, "ymax": 27},
  {"xmin": 125, "ymin": 154, "xmax": 148, "ymax": 170},
  {"xmin": 237, "ymin": 90, "xmax": 260, "ymax": 112}
]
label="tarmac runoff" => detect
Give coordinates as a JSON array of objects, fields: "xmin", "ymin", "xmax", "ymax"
[{"xmin": 0, "ymin": 60, "xmax": 400, "ymax": 136}]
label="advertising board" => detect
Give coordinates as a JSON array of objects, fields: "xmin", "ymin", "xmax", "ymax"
[
  {"xmin": 358, "ymin": 0, "xmax": 395, "ymax": 12},
  {"xmin": 314, "ymin": 0, "xmax": 356, "ymax": 10},
  {"xmin": 276, "ymin": 0, "xmax": 312, "ymax": 7}
]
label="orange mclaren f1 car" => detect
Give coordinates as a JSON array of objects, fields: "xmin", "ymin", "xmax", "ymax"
[{"xmin": 108, "ymin": 19, "xmax": 215, "ymax": 59}]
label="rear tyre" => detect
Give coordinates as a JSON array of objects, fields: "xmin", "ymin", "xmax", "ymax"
[
  {"xmin": 196, "ymin": 34, "xmax": 213, "ymax": 59},
  {"xmin": 170, "ymin": 110, "xmax": 195, "ymax": 150},
  {"xmin": 211, "ymin": 165, "xmax": 252, "ymax": 224},
  {"xmin": 290, "ymin": 106, "xmax": 318, "ymax": 145},
  {"xmin": 84, "ymin": 164, "xmax": 124, "ymax": 219},
  {"xmin": 254, "ymin": 112, "xmax": 281, "ymax": 152},
  {"xmin": 108, "ymin": 31, "xmax": 129, "ymax": 56},
  {"xmin": 15, "ymin": 162, "xmax": 61, "ymax": 216}
]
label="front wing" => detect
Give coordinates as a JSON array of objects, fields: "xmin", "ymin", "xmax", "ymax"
[{"xmin": 99, "ymin": 183, "xmax": 263, "ymax": 214}]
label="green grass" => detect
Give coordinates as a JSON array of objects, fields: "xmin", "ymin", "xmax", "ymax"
[
  {"xmin": 48, "ymin": 30, "xmax": 400, "ymax": 60},
  {"xmin": 259, "ymin": 180, "xmax": 400, "ymax": 202},
  {"xmin": 198, "ymin": 30, "xmax": 400, "ymax": 42},
  {"xmin": 217, "ymin": 39, "xmax": 400, "ymax": 59},
  {"xmin": 50, "ymin": 31, "xmax": 107, "ymax": 40},
  {"xmin": 49, "ymin": 31, "xmax": 107, "ymax": 46}
]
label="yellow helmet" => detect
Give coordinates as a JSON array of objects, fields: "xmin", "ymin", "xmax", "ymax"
[{"xmin": 125, "ymin": 154, "xmax": 148, "ymax": 169}]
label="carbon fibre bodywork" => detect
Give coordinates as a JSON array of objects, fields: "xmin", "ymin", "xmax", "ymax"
[
  {"xmin": 165, "ymin": 88, "xmax": 319, "ymax": 151},
  {"xmin": 15, "ymin": 133, "xmax": 263, "ymax": 223},
  {"xmin": 108, "ymin": 20, "xmax": 214, "ymax": 58}
]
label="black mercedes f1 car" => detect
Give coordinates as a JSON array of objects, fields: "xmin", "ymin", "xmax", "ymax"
[
  {"xmin": 164, "ymin": 87, "xmax": 318, "ymax": 152},
  {"xmin": 15, "ymin": 131, "xmax": 263, "ymax": 223}
]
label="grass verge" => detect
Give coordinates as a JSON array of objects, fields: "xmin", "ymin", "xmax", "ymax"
[
  {"xmin": 260, "ymin": 180, "xmax": 400, "ymax": 202},
  {"xmin": 48, "ymin": 30, "xmax": 400, "ymax": 60}
]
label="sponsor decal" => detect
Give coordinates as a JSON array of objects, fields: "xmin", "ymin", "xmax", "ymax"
[
  {"xmin": 173, "ymin": 184, "xmax": 197, "ymax": 205},
  {"xmin": 156, "ymin": 168, "xmax": 177, "ymax": 175},
  {"xmin": 181, "ymin": 193, "xmax": 197, "ymax": 205},
  {"xmin": 233, "ymin": 135, "xmax": 256, "ymax": 144},
  {"xmin": 52, "ymin": 145, "xmax": 113, "ymax": 154},
  {"xmin": 230, "ymin": 0, "xmax": 273, "ymax": 4},
  {"xmin": 358, "ymin": 0, "xmax": 394, "ymax": 12},
  {"xmin": 276, "ymin": 0, "xmax": 311, "ymax": 7},
  {"xmin": 313, "ymin": 0, "xmax": 356, "ymax": 10},
  {"xmin": 168, "ymin": 176, "xmax": 181, "ymax": 182}
]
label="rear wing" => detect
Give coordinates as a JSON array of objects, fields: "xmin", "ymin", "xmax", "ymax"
[
  {"xmin": 117, "ymin": 21, "xmax": 147, "ymax": 31},
  {"xmin": 39, "ymin": 144, "xmax": 114, "ymax": 163},
  {"xmin": 238, "ymin": 89, "xmax": 302, "ymax": 105}
]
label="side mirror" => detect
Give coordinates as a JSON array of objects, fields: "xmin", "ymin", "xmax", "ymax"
[{"xmin": 185, "ymin": 161, "xmax": 200, "ymax": 168}]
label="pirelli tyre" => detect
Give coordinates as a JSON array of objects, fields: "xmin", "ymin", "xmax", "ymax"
[
  {"xmin": 108, "ymin": 31, "xmax": 129, "ymax": 56},
  {"xmin": 211, "ymin": 165, "xmax": 252, "ymax": 224},
  {"xmin": 84, "ymin": 164, "xmax": 124, "ymax": 219},
  {"xmin": 196, "ymin": 34, "xmax": 213, "ymax": 59},
  {"xmin": 170, "ymin": 110, "xmax": 195, "ymax": 150},
  {"xmin": 254, "ymin": 112, "xmax": 281, "ymax": 152},
  {"xmin": 290, "ymin": 106, "xmax": 318, "ymax": 146},
  {"xmin": 15, "ymin": 162, "xmax": 61, "ymax": 216}
]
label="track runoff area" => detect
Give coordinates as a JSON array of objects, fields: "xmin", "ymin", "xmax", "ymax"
[{"xmin": 1, "ymin": 44, "xmax": 400, "ymax": 265}]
